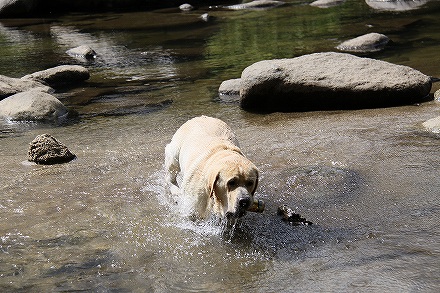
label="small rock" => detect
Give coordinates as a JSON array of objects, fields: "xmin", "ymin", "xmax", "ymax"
[
  {"xmin": 336, "ymin": 32, "xmax": 389, "ymax": 53},
  {"xmin": 66, "ymin": 45, "xmax": 97, "ymax": 60},
  {"xmin": 218, "ymin": 79, "xmax": 241, "ymax": 103},
  {"xmin": 28, "ymin": 134, "xmax": 76, "ymax": 165},
  {"xmin": 277, "ymin": 204, "xmax": 313, "ymax": 226},
  {"xmin": 22, "ymin": 65, "xmax": 90, "ymax": 88},
  {"xmin": 218, "ymin": 78, "xmax": 241, "ymax": 96},
  {"xmin": 200, "ymin": 13, "xmax": 210, "ymax": 22},
  {"xmin": 422, "ymin": 116, "xmax": 440, "ymax": 134},
  {"xmin": 434, "ymin": 89, "xmax": 440, "ymax": 100},
  {"xmin": 225, "ymin": 0, "xmax": 285, "ymax": 10},
  {"xmin": 179, "ymin": 3, "xmax": 194, "ymax": 11},
  {"xmin": 310, "ymin": 0, "xmax": 345, "ymax": 8}
]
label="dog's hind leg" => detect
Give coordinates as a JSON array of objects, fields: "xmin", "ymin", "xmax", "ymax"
[{"xmin": 165, "ymin": 143, "xmax": 180, "ymax": 194}]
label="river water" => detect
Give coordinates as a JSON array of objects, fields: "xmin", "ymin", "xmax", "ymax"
[{"xmin": 1, "ymin": 0, "xmax": 440, "ymax": 292}]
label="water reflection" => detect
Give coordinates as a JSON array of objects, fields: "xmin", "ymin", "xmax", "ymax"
[{"xmin": 50, "ymin": 25, "xmax": 178, "ymax": 81}]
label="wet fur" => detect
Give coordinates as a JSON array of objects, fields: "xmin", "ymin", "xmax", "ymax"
[{"xmin": 165, "ymin": 116, "xmax": 259, "ymax": 220}]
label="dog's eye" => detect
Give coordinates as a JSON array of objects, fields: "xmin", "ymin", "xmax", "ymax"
[
  {"xmin": 227, "ymin": 179, "xmax": 238, "ymax": 188},
  {"xmin": 245, "ymin": 180, "xmax": 254, "ymax": 187}
]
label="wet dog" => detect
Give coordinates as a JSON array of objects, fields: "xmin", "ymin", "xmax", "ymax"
[{"xmin": 165, "ymin": 116, "xmax": 259, "ymax": 220}]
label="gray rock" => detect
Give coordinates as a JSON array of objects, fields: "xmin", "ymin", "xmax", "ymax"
[
  {"xmin": 336, "ymin": 32, "xmax": 389, "ymax": 53},
  {"xmin": 0, "ymin": 0, "xmax": 35, "ymax": 17},
  {"xmin": 218, "ymin": 79, "xmax": 241, "ymax": 103},
  {"xmin": 219, "ymin": 78, "xmax": 241, "ymax": 95},
  {"xmin": 365, "ymin": 0, "xmax": 428, "ymax": 11},
  {"xmin": 0, "ymin": 89, "xmax": 69, "ymax": 122},
  {"xmin": 422, "ymin": 116, "xmax": 440, "ymax": 134},
  {"xmin": 66, "ymin": 45, "xmax": 97, "ymax": 60},
  {"xmin": 224, "ymin": 0, "xmax": 285, "ymax": 10},
  {"xmin": 434, "ymin": 89, "xmax": 440, "ymax": 100},
  {"xmin": 179, "ymin": 3, "xmax": 194, "ymax": 11},
  {"xmin": 0, "ymin": 75, "xmax": 52, "ymax": 99},
  {"xmin": 240, "ymin": 52, "xmax": 432, "ymax": 112},
  {"xmin": 199, "ymin": 13, "xmax": 210, "ymax": 22},
  {"xmin": 310, "ymin": 0, "xmax": 345, "ymax": 8},
  {"xmin": 22, "ymin": 65, "xmax": 90, "ymax": 88},
  {"xmin": 28, "ymin": 133, "xmax": 76, "ymax": 165}
]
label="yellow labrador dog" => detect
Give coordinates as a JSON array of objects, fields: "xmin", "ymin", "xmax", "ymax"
[{"xmin": 165, "ymin": 116, "xmax": 259, "ymax": 220}]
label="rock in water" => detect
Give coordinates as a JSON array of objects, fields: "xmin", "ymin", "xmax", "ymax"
[
  {"xmin": 277, "ymin": 205, "xmax": 313, "ymax": 225},
  {"xmin": 179, "ymin": 3, "xmax": 194, "ymax": 11},
  {"xmin": 22, "ymin": 65, "xmax": 90, "ymax": 87},
  {"xmin": 240, "ymin": 52, "xmax": 432, "ymax": 112},
  {"xmin": 224, "ymin": 0, "xmax": 285, "ymax": 10},
  {"xmin": 310, "ymin": 0, "xmax": 345, "ymax": 8},
  {"xmin": 422, "ymin": 116, "xmax": 440, "ymax": 134},
  {"xmin": 336, "ymin": 32, "xmax": 389, "ymax": 53},
  {"xmin": 0, "ymin": 75, "xmax": 52, "ymax": 99},
  {"xmin": 66, "ymin": 45, "xmax": 97, "ymax": 60},
  {"xmin": 0, "ymin": 90, "xmax": 68, "ymax": 123},
  {"xmin": 28, "ymin": 134, "xmax": 76, "ymax": 165}
]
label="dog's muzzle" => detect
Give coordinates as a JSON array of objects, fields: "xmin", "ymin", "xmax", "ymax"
[{"xmin": 226, "ymin": 194, "xmax": 252, "ymax": 219}]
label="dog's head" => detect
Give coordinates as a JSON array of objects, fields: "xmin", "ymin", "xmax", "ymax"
[{"xmin": 209, "ymin": 157, "xmax": 259, "ymax": 219}]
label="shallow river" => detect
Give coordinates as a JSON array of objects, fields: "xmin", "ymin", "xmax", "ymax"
[{"xmin": 1, "ymin": 0, "xmax": 440, "ymax": 292}]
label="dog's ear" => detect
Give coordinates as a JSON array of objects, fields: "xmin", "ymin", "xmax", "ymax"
[
  {"xmin": 251, "ymin": 169, "xmax": 259, "ymax": 195},
  {"xmin": 209, "ymin": 172, "xmax": 220, "ymax": 198}
]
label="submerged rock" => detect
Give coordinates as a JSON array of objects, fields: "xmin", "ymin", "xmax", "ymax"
[
  {"xmin": 239, "ymin": 52, "xmax": 432, "ymax": 112},
  {"xmin": 280, "ymin": 165, "xmax": 361, "ymax": 198},
  {"xmin": 224, "ymin": 0, "xmax": 285, "ymax": 10},
  {"xmin": 28, "ymin": 133, "xmax": 76, "ymax": 165},
  {"xmin": 66, "ymin": 45, "xmax": 97, "ymax": 60},
  {"xmin": 0, "ymin": 89, "xmax": 69, "ymax": 123},
  {"xmin": 0, "ymin": 75, "xmax": 52, "ymax": 99},
  {"xmin": 336, "ymin": 32, "xmax": 390, "ymax": 53},
  {"xmin": 22, "ymin": 65, "xmax": 90, "ymax": 88}
]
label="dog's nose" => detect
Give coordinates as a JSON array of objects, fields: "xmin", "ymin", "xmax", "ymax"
[{"xmin": 238, "ymin": 196, "xmax": 251, "ymax": 210}]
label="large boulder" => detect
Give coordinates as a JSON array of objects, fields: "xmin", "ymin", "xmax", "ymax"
[
  {"xmin": 28, "ymin": 133, "xmax": 76, "ymax": 164},
  {"xmin": 336, "ymin": 32, "xmax": 390, "ymax": 53},
  {"xmin": 0, "ymin": 89, "xmax": 69, "ymax": 122},
  {"xmin": 239, "ymin": 52, "xmax": 432, "ymax": 112},
  {"xmin": 22, "ymin": 65, "xmax": 90, "ymax": 88},
  {"xmin": 0, "ymin": 75, "xmax": 52, "ymax": 100}
]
